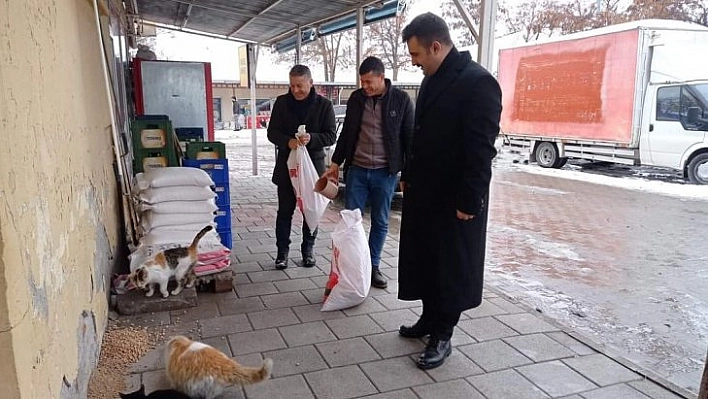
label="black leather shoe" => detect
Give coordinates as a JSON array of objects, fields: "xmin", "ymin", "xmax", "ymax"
[
  {"xmin": 416, "ymin": 338, "xmax": 452, "ymax": 370},
  {"xmin": 399, "ymin": 320, "xmax": 431, "ymax": 338},
  {"xmin": 302, "ymin": 255, "xmax": 316, "ymax": 268},
  {"xmin": 275, "ymin": 254, "xmax": 288, "ymax": 270},
  {"xmin": 371, "ymin": 269, "xmax": 388, "ymax": 289}
]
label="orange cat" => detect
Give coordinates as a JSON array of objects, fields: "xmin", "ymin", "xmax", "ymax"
[
  {"xmin": 165, "ymin": 335, "xmax": 273, "ymax": 399},
  {"xmin": 130, "ymin": 226, "xmax": 212, "ymax": 298}
]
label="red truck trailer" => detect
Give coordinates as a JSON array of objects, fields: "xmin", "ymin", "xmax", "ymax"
[{"xmin": 499, "ymin": 19, "xmax": 708, "ymax": 184}]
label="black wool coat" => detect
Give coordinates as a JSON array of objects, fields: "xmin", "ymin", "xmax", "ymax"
[
  {"xmin": 267, "ymin": 88, "xmax": 337, "ymax": 185},
  {"xmin": 397, "ymin": 48, "xmax": 502, "ymax": 313}
]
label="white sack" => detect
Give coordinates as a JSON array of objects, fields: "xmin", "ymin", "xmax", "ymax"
[
  {"xmin": 141, "ymin": 211, "xmax": 215, "ymax": 230},
  {"xmin": 321, "ymin": 209, "xmax": 372, "ymax": 311},
  {"xmin": 136, "ymin": 167, "xmax": 214, "ymax": 190},
  {"xmin": 138, "ymin": 186, "xmax": 216, "ymax": 204},
  {"xmin": 140, "ymin": 199, "xmax": 218, "ymax": 214}
]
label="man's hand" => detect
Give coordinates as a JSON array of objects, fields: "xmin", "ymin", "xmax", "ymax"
[
  {"xmin": 322, "ymin": 163, "xmax": 340, "ymax": 184},
  {"xmin": 399, "ymin": 180, "xmax": 407, "ymax": 193},
  {"xmin": 456, "ymin": 210, "xmax": 475, "ymax": 221},
  {"xmin": 297, "ymin": 132, "xmax": 311, "ymax": 145},
  {"xmin": 288, "ymin": 138, "xmax": 300, "ymax": 150}
]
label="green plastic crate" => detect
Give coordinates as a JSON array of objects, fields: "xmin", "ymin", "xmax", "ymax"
[
  {"xmin": 131, "ymin": 120, "xmax": 175, "ymax": 152},
  {"xmin": 133, "ymin": 148, "xmax": 179, "ymax": 174},
  {"xmin": 186, "ymin": 141, "xmax": 226, "ymax": 159}
]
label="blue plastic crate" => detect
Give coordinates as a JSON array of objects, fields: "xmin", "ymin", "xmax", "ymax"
[
  {"xmin": 214, "ymin": 205, "xmax": 231, "ymax": 231},
  {"xmin": 217, "ymin": 228, "xmax": 233, "ymax": 249},
  {"xmin": 182, "ymin": 158, "xmax": 229, "ymax": 184},
  {"xmin": 213, "ymin": 183, "xmax": 230, "ymax": 206}
]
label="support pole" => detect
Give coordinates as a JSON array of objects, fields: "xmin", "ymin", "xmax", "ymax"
[
  {"xmin": 355, "ymin": 7, "xmax": 364, "ymax": 87},
  {"xmin": 248, "ymin": 44, "xmax": 259, "ymax": 175},
  {"xmin": 451, "ymin": 0, "xmax": 479, "ymax": 43},
  {"xmin": 295, "ymin": 25, "xmax": 302, "ymax": 65},
  {"xmin": 477, "ymin": 0, "xmax": 496, "ymax": 70}
]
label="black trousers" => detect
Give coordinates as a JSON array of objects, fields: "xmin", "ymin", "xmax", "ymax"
[
  {"xmin": 420, "ymin": 298, "xmax": 462, "ymax": 341},
  {"xmin": 275, "ymin": 182, "xmax": 317, "ymax": 255}
]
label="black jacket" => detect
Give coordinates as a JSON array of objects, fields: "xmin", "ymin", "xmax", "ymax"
[
  {"xmin": 267, "ymin": 88, "xmax": 337, "ymax": 185},
  {"xmin": 331, "ymin": 79, "xmax": 414, "ymax": 175}
]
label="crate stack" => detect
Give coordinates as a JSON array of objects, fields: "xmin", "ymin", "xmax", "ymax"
[
  {"xmin": 182, "ymin": 141, "xmax": 231, "ymax": 249},
  {"xmin": 131, "ymin": 116, "xmax": 179, "ymax": 174}
]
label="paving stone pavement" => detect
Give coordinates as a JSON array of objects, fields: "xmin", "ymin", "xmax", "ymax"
[{"xmin": 119, "ymin": 174, "xmax": 687, "ymax": 399}]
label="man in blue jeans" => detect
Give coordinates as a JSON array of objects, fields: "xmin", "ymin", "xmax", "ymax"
[{"xmin": 322, "ymin": 56, "xmax": 415, "ymax": 289}]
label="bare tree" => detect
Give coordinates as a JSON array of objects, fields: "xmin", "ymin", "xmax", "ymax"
[
  {"xmin": 272, "ymin": 31, "xmax": 355, "ymax": 82},
  {"xmin": 594, "ymin": 0, "xmax": 626, "ymax": 27},
  {"xmin": 364, "ymin": 15, "xmax": 414, "ymax": 81},
  {"xmin": 553, "ymin": 0, "xmax": 598, "ymax": 34},
  {"xmin": 688, "ymin": 0, "xmax": 708, "ymax": 26},
  {"xmin": 441, "ymin": 0, "xmax": 482, "ymax": 46},
  {"xmin": 625, "ymin": 0, "xmax": 698, "ymax": 22},
  {"xmin": 501, "ymin": 0, "xmax": 556, "ymax": 42}
]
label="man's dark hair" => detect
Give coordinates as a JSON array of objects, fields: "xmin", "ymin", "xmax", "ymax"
[
  {"xmin": 359, "ymin": 56, "xmax": 385, "ymax": 76},
  {"xmin": 289, "ymin": 64, "xmax": 312, "ymax": 79},
  {"xmin": 401, "ymin": 12, "xmax": 453, "ymax": 48}
]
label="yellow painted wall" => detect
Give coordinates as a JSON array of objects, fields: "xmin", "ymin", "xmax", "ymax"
[{"xmin": 0, "ymin": 0, "xmax": 120, "ymax": 398}]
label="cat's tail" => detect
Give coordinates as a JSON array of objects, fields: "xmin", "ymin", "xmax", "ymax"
[
  {"xmin": 188, "ymin": 225, "xmax": 214, "ymax": 251},
  {"xmin": 225, "ymin": 358, "xmax": 273, "ymax": 385}
]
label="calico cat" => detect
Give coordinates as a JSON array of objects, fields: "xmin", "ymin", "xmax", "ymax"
[
  {"xmin": 119, "ymin": 384, "xmax": 191, "ymax": 399},
  {"xmin": 165, "ymin": 335, "xmax": 273, "ymax": 399},
  {"xmin": 129, "ymin": 226, "xmax": 212, "ymax": 298}
]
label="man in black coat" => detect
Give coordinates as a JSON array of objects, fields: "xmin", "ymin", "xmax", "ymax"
[
  {"xmin": 322, "ymin": 56, "xmax": 414, "ymax": 289},
  {"xmin": 267, "ymin": 65, "xmax": 336, "ymax": 269},
  {"xmin": 397, "ymin": 13, "xmax": 502, "ymax": 370}
]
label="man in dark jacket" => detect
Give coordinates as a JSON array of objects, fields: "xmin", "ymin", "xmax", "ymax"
[
  {"xmin": 397, "ymin": 13, "xmax": 502, "ymax": 370},
  {"xmin": 267, "ymin": 65, "xmax": 336, "ymax": 269},
  {"xmin": 322, "ymin": 56, "xmax": 414, "ymax": 289}
]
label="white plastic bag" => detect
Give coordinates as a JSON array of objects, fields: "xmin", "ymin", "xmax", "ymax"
[
  {"xmin": 286, "ymin": 145, "xmax": 330, "ymax": 230},
  {"xmin": 322, "ymin": 209, "xmax": 372, "ymax": 311}
]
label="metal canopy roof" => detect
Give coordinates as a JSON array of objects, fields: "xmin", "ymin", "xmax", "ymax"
[{"xmin": 135, "ymin": 0, "xmax": 389, "ymax": 45}]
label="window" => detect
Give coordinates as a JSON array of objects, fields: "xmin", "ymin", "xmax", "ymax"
[
  {"xmin": 656, "ymin": 84, "xmax": 708, "ymax": 130},
  {"xmin": 656, "ymin": 86, "xmax": 680, "ymax": 121},
  {"xmin": 680, "ymin": 84, "xmax": 708, "ymax": 130}
]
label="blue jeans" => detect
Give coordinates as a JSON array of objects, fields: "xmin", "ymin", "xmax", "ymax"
[{"xmin": 345, "ymin": 165, "xmax": 398, "ymax": 269}]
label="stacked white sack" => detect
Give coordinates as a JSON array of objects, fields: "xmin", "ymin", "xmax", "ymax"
[{"xmin": 131, "ymin": 167, "xmax": 231, "ymax": 277}]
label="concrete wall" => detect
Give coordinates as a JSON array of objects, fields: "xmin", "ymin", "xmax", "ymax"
[{"xmin": 0, "ymin": 1, "xmax": 120, "ymax": 398}]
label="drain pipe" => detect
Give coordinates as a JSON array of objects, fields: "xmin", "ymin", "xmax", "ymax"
[{"xmin": 92, "ymin": 0, "xmax": 136, "ymax": 244}]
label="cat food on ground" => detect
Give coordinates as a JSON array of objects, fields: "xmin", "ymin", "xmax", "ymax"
[{"xmin": 87, "ymin": 325, "xmax": 161, "ymax": 399}]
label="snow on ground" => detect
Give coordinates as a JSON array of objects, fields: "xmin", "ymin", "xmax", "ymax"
[
  {"xmin": 494, "ymin": 151, "xmax": 708, "ymax": 202},
  {"xmin": 219, "ymin": 130, "xmax": 708, "ymax": 202}
]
